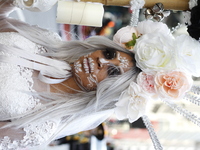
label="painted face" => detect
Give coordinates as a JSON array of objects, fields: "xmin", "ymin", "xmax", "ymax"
[{"xmin": 72, "ymin": 49, "xmax": 134, "ymax": 91}]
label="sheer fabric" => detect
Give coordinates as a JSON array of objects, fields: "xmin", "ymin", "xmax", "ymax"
[{"xmin": 0, "ymin": 32, "xmax": 61, "ymax": 149}]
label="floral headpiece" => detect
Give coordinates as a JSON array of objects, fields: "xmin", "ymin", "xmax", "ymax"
[{"xmin": 113, "ymin": 0, "xmax": 200, "ymax": 149}]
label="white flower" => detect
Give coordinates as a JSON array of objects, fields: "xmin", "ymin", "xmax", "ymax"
[
  {"xmin": 175, "ymin": 34, "xmax": 200, "ymax": 77},
  {"xmin": 134, "ymin": 32, "xmax": 175, "ymax": 72},
  {"xmin": 137, "ymin": 20, "xmax": 172, "ymax": 36},
  {"xmin": 113, "ymin": 26, "xmax": 139, "ymax": 50},
  {"xmin": 115, "ymin": 82, "xmax": 148, "ymax": 123}
]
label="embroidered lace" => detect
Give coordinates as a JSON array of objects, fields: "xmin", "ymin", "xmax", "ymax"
[
  {"xmin": 0, "ymin": 32, "xmax": 43, "ymax": 119},
  {"xmin": 0, "ymin": 32, "xmax": 60, "ymax": 149},
  {"xmin": 0, "ymin": 120, "xmax": 57, "ymax": 149}
]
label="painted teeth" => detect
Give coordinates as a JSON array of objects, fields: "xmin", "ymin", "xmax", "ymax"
[
  {"xmin": 83, "ymin": 57, "xmax": 95, "ymax": 73},
  {"xmin": 88, "ymin": 58, "xmax": 94, "ymax": 73},
  {"xmin": 83, "ymin": 58, "xmax": 89, "ymax": 73}
]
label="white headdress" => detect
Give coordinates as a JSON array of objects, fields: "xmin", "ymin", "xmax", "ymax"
[{"xmin": 113, "ymin": 0, "xmax": 200, "ymax": 149}]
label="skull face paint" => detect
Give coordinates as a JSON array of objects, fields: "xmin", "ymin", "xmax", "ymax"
[
  {"xmin": 118, "ymin": 54, "xmax": 129, "ymax": 68},
  {"xmin": 99, "ymin": 58, "xmax": 109, "ymax": 64},
  {"xmin": 83, "ymin": 56, "xmax": 95, "ymax": 74},
  {"xmin": 74, "ymin": 61, "xmax": 82, "ymax": 73},
  {"xmin": 71, "ymin": 49, "xmax": 134, "ymax": 91},
  {"xmin": 86, "ymin": 74, "xmax": 98, "ymax": 89}
]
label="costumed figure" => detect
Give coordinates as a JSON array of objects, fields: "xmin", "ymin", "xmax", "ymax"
[
  {"xmin": 0, "ymin": 0, "xmax": 139, "ymax": 149},
  {"xmin": 0, "ymin": 0, "xmax": 200, "ymax": 150}
]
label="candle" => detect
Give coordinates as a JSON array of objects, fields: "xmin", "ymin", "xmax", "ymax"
[{"xmin": 56, "ymin": 1, "xmax": 104, "ymax": 27}]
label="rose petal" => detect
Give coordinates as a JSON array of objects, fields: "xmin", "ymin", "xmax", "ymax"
[
  {"xmin": 168, "ymin": 89, "xmax": 180, "ymax": 98},
  {"xmin": 115, "ymin": 105, "xmax": 128, "ymax": 120}
]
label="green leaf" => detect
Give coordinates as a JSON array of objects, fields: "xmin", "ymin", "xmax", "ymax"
[{"xmin": 124, "ymin": 33, "xmax": 138, "ymax": 49}]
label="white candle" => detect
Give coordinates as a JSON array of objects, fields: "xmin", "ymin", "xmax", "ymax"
[{"xmin": 56, "ymin": 1, "xmax": 104, "ymax": 27}]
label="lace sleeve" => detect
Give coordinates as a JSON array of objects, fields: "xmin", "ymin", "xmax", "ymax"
[{"xmin": 0, "ymin": 119, "xmax": 59, "ymax": 149}]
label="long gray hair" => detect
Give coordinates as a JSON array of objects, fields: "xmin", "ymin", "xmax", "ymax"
[{"xmin": 2, "ymin": 18, "xmax": 141, "ymax": 146}]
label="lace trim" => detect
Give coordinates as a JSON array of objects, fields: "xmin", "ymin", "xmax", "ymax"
[
  {"xmin": 0, "ymin": 32, "xmax": 43, "ymax": 118},
  {"xmin": 22, "ymin": 120, "xmax": 57, "ymax": 147},
  {"xmin": 0, "ymin": 31, "xmax": 62, "ymax": 149},
  {"xmin": 0, "ymin": 31, "xmax": 62, "ymax": 118},
  {"xmin": 0, "ymin": 120, "xmax": 57, "ymax": 150},
  {"xmin": 0, "ymin": 136, "xmax": 19, "ymax": 150},
  {"xmin": 0, "ymin": 63, "xmax": 41, "ymax": 119}
]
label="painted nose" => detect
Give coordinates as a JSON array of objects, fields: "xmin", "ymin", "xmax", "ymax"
[{"xmin": 98, "ymin": 58, "xmax": 109, "ymax": 69}]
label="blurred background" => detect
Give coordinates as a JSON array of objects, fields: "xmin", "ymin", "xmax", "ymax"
[{"xmin": 9, "ymin": 3, "xmax": 200, "ymax": 150}]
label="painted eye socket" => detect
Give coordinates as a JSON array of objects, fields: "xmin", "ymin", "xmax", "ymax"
[
  {"xmin": 107, "ymin": 66, "xmax": 121, "ymax": 76},
  {"xmin": 102, "ymin": 49, "xmax": 117, "ymax": 60}
]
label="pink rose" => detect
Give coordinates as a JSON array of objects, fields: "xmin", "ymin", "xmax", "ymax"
[
  {"xmin": 113, "ymin": 26, "xmax": 139, "ymax": 50},
  {"xmin": 137, "ymin": 72, "xmax": 155, "ymax": 94},
  {"xmin": 154, "ymin": 71, "xmax": 193, "ymax": 99}
]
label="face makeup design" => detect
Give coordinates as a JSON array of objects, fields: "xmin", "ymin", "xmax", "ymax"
[
  {"xmin": 72, "ymin": 49, "xmax": 134, "ymax": 91},
  {"xmin": 88, "ymin": 57, "xmax": 95, "ymax": 73},
  {"xmin": 83, "ymin": 56, "xmax": 95, "ymax": 74},
  {"xmin": 74, "ymin": 72, "xmax": 98, "ymax": 91},
  {"xmin": 82, "ymin": 56, "xmax": 97, "ymax": 89},
  {"xmin": 74, "ymin": 61, "xmax": 82, "ymax": 73},
  {"xmin": 74, "ymin": 72, "xmax": 84, "ymax": 90},
  {"xmin": 86, "ymin": 74, "xmax": 98, "ymax": 89},
  {"xmin": 74, "ymin": 54, "xmax": 98, "ymax": 91},
  {"xmin": 117, "ymin": 53, "xmax": 129, "ymax": 68},
  {"xmin": 99, "ymin": 58, "xmax": 109, "ymax": 64}
]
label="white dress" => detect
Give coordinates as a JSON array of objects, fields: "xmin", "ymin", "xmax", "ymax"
[
  {"xmin": 0, "ymin": 32, "xmax": 61, "ymax": 149},
  {"xmin": 0, "ymin": 31, "xmax": 114, "ymax": 150},
  {"xmin": 0, "ymin": 1, "xmax": 115, "ymax": 149}
]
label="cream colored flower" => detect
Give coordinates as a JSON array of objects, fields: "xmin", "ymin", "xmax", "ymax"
[
  {"xmin": 154, "ymin": 71, "xmax": 193, "ymax": 99},
  {"xmin": 115, "ymin": 82, "xmax": 148, "ymax": 123},
  {"xmin": 113, "ymin": 26, "xmax": 139, "ymax": 50}
]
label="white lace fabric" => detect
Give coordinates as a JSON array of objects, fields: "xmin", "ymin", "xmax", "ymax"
[
  {"xmin": 0, "ymin": 120, "xmax": 58, "ymax": 150},
  {"xmin": 0, "ymin": 32, "xmax": 42, "ymax": 119},
  {"xmin": 0, "ymin": 32, "xmax": 60, "ymax": 149}
]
